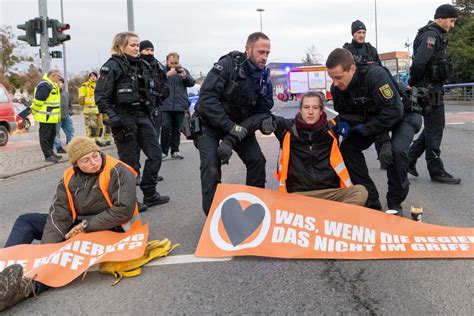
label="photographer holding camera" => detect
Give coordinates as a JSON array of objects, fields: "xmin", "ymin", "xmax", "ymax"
[{"xmin": 161, "ymin": 52, "xmax": 195, "ymax": 160}]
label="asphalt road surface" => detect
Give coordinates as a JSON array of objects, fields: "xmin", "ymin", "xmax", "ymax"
[{"xmin": 1, "ymin": 101, "xmax": 473, "ymax": 314}]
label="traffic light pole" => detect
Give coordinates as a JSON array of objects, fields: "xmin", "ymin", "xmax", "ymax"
[
  {"xmin": 60, "ymin": 0, "xmax": 68, "ymax": 91},
  {"xmin": 38, "ymin": 0, "xmax": 50, "ymax": 72}
]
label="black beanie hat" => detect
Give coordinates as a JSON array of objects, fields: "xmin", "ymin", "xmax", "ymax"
[
  {"xmin": 351, "ymin": 20, "xmax": 366, "ymax": 35},
  {"xmin": 89, "ymin": 71, "xmax": 98, "ymax": 78},
  {"xmin": 139, "ymin": 40, "xmax": 154, "ymax": 51},
  {"xmin": 434, "ymin": 4, "xmax": 459, "ymax": 19}
]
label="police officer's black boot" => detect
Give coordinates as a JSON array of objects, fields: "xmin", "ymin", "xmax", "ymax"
[
  {"xmin": 143, "ymin": 192, "xmax": 170, "ymax": 207},
  {"xmin": 407, "ymin": 160, "xmax": 419, "ymax": 177},
  {"xmin": 365, "ymin": 199, "xmax": 382, "ymax": 211},
  {"xmin": 431, "ymin": 171, "xmax": 461, "ymax": 185}
]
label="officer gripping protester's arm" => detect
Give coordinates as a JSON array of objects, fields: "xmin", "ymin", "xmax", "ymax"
[
  {"xmin": 193, "ymin": 32, "xmax": 273, "ymax": 215},
  {"xmin": 94, "ymin": 32, "xmax": 169, "ymax": 211},
  {"xmin": 343, "ymin": 20, "xmax": 393, "ymax": 171},
  {"xmin": 0, "ymin": 136, "xmax": 140, "ymax": 311},
  {"xmin": 407, "ymin": 3, "xmax": 461, "ymax": 184},
  {"xmin": 327, "ymin": 48, "xmax": 407, "ymax": 212}
]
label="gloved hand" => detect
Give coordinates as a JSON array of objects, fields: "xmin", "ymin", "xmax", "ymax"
[
  {"xmin": 106, "ymin": 114, "xmax": 123, "ymax": 129},
  {"xmin": 378, "ymin": 142, "xmax": 394, "ymax": 167},
  {"xmin": 261, "ymin": 117, "xmax": 277, "ymax": 135},
  {"xmin": 65, "ymin": 220, "xmax": 88, "ymax": 240},
  {"xmin": 228, "ymin": 124, "xmax": 248, "ymax": 142},
  {"xmin": 336, "ymin": 121, "xmax": 350, "ymax": 138},
  {"xmin": 352, "ymin": 124, "xmax": 366, "ymax": 135},
  {"xmin": 217, "ymin": 141, "xmax": 233, "ymax": 164}
]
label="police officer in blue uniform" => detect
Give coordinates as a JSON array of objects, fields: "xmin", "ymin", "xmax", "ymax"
[
  {"xmin": 95, "ymin": 32, "xmax": 170, "ymax": 208},
  {"xmin": 194, "ymin": 32, "xmax": 273, "ymax": 215},
  {"xmin": 408, "ymin": 4, "xmax": 461, "ymax": 184},
  {"xmin": 327, "ymin": 48, "xmax": 410, "ymax": 212}
]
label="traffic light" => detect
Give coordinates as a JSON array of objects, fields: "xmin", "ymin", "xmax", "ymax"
[
  {"xmin": 48, "ymin": 19, "xmax": 71, "ymax": 47},
  {"xmin": 17, "ymin": 19, "xmax": 39, "ymax": 46}
]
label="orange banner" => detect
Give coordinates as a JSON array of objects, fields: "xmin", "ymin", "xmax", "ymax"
[
  {"xmin": 195, "ymin": 184, "xmax": 474, "ymax": 259},
  {"xmin": 0, "ymin": 224, "xmax": 148, "ymax": 287}
]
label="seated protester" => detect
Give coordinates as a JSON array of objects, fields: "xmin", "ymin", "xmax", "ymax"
[
  {"xmin": 0, "ymin": 136, "xmax": 140, "ymax": 312},
  {"xmin": 271, "ymin": 91, "xmax": 368, "ymax": 206}
]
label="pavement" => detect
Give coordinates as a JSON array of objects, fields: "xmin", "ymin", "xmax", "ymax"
[{"xmin": 0, "ymin": 114, "xmax": 116, "ymax": 179}]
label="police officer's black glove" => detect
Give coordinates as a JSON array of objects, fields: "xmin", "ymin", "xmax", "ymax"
[
  {"xmin": 261, "ymin": 116, "xmax": 277, "ymax": 135},
  {"xmin": 106, "ymin": 113, "xmax": 123, "ymax": 129},
  {"xmin": 378, "ymin": 141, "xmax": 394, "ymax": 167},
  {"xmin": 228, "ymin": 124, "xmax": 248, "ymax": 142},
  {"xmin": 217, "ymin": 141, "xmax": 233, "ymax": 165}
]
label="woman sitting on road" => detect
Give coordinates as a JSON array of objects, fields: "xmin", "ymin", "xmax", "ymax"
[{"xmin": 0, "ymin": 136, "xmax": 140, "ymax": 311}]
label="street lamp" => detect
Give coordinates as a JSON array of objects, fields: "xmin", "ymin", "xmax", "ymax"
[
  {"xmin": 256, "ymin": 8, "xmax": 264, "ymax": 32},
  {"xmin": 374, "ymin": 0, "xmax": 378, "ymax": 49}
]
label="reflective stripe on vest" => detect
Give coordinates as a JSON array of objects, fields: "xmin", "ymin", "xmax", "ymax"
[
  {"xmin": 31, "ymin": 75, "xmax": 61, "ymax": 123},
  {"xmin": 63, "ymin": 155, "xmax": 142, "ymax": 231},
  {"xmin": 274, "ymin": 130, "xmax": 352, "ymax": 193}
]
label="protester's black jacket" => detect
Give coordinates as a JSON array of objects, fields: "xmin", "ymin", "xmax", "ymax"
[{"xmin": 274, "ymin": 117, "xmax": 340, "ymax": 193}]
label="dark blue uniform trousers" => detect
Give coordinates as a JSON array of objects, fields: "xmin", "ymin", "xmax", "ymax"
[{"xmin": 195, "ymin": 132, "xmax": 266, "ymax": 215}]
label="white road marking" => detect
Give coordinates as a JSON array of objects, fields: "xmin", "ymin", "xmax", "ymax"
[{"xmin": 87, "ymin": 255, "xmax": 232, "ymax": 272}]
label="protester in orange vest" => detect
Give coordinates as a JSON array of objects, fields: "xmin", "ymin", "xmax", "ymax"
[
  {"xmin": 270, "ymin": 91, "xmax": 368, "ymax": 205},
  {"xmin": 0, "ymin": 136, "xmax": 140, "ymax": 311}
]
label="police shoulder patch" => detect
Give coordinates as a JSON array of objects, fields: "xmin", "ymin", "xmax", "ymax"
[
  {"xmin": 213, "ymin": 63, "xmax": 223, "ymax": 71},
  {"xmin": 100, "ymin": 66, "xmax": 110, "ymax": 74},
  {"xmin": 426, "ymin": 36, "xmax": 436, "ymax": 49},
  {"xmin": 379, "ymin": 83, "xmax": 393, "ymax": 99}
]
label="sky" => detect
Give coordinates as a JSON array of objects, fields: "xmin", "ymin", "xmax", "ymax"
[{"xmin": 1, "ymin": 0, "xmax": 444, "ymax": 77}]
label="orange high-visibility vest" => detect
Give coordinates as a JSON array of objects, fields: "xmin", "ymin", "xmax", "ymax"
[
  {"xmin": 63, "ymin": 155, "xmax": 142, "ymax": 231},
  {"xmin": 274, "ymin": 129, "xmax": 353, "ymax": 193}
]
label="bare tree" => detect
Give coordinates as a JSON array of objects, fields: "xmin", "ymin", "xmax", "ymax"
[{"xmin": 301, "ymin": 45, "xmax": 322, "ymax": 66}]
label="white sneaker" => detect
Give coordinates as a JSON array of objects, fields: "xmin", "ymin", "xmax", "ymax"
[{"xmin": 162, "ymin": 153, "xmax": 169, "ymax": 161}]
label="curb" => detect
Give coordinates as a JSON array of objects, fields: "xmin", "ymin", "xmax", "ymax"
[{"xmin": 0, "ymin": 145, "xmax": 118, "ymax": 180}]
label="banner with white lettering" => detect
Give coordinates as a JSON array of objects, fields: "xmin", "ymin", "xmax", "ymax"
[
  {"xmin": 0, "ymin": 224, "xmax": 148, "ymax": 287},
  {"xmin": 195, "ymin": 184, "xmax": 474, "ymax": 259}
]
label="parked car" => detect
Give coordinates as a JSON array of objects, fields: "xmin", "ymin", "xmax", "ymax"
[
  {"xmin": 13, "ymin": 102, "xmax": 34, "ymax": 131},
  {"xmin": 0, "ymin": 84, "xmax": 16, "ymax": 146}
]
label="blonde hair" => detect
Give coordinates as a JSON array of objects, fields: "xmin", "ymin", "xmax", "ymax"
[
  {"xmin": 166, "ymin": 52, "xmax": 180, "ymax": 61},
  {"xmin": 110, "ymin": 32, "xmax": 139, "ymax": 55}
]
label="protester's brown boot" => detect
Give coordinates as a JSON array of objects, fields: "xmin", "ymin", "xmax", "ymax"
[
  {"xmin": 7, "ymin": 276, "xmax": 37, "ymax": 310},
  {"xmin": 0, "ymin": 264, "xmax": 24, "ymax": 311}
]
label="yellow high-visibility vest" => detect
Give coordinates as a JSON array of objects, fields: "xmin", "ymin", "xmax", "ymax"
[
  {"xmin": 31, "ymin": 74, "xmax": 61, "ymax": 123},
  {"xmin": 78, "ymin": 80, "xmax": 99, "ymax": 114}
]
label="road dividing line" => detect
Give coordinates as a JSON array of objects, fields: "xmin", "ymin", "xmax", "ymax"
[
  {"xmin": 146, "ymin": 254, "xmax": 233, "ymax": 266},
  {"xmin": 87, "ymin": 255, "xmax": 233, "ymax": 272}
]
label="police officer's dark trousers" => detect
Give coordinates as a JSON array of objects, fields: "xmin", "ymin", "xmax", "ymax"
[
  {"xmin": 196, "ymin": 132, "xmax": 266, "ymax": 215},
  {"xmin": 386, "ymin": 112, "xmax": 422, "ymax": 207},
  {"xmin": 339, "ymin": 133, "xmax": 379, "ymax": 208},
  {"xmin": 408, "ymin": 88, "xmax": 445, "ymax": 177},
  {"xmin": 112, "ymin": 110, "xmax": 162, "ymax": 197}
]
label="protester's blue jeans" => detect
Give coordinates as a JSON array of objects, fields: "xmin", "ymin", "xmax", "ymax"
[
  {"xmin": 55, "ymin": 116, "xmax": 75, "ymax": 149},
  {"xmin": 4, "ymin": 213, "xmax": 49, "ymax": 294}
]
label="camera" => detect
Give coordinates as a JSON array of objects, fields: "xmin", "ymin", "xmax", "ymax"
[{"xmin": 175, "ymin": 66, "xmax": 183, "ymax": 74}]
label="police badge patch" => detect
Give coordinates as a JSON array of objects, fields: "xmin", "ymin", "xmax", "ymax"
[
  {"xmin": 379, "ymin": 83, "xmax": 393, "ymax": 99},
  {"xmin": 426, "ymin": 36, "xmax": 436, "ymax": 49}
]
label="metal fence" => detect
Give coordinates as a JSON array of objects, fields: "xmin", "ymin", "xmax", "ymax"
[{"xmin": 444, "ymin": 83, "xmax": 474, "ymax": 102}]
